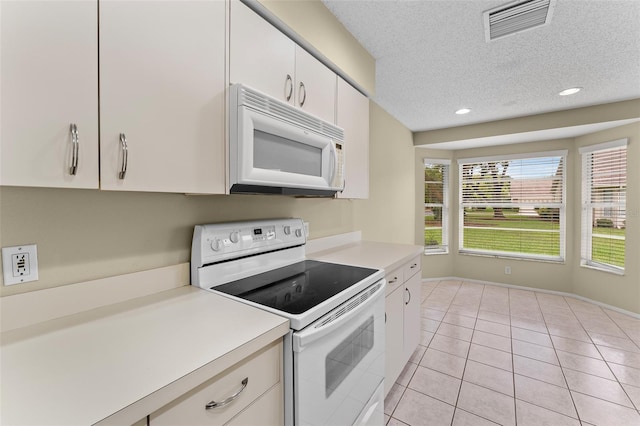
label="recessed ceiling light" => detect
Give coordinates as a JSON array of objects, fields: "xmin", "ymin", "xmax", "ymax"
[
  {"xmin": 559, "ymin": 87, "xmax": 582, "ymax": 96},
  {"xmin": 456, "ymin": 108, "xmax": 471, "ymax": 115}
]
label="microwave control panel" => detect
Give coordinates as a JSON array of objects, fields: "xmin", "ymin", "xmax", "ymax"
[{"xmin": 192, "ymin": 218, "xmax": 306, "ymax": 266}]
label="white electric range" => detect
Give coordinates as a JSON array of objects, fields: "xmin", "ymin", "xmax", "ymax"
[{"xmin": 191, "ymin": 218, "xmax": 386, "ymax": 426}]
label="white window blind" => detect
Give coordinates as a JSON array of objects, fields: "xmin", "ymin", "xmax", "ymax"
[
  {"xmin": 458, "ymin": 151, "xmax": 566, "ymax": 261},
  {"xmin": 424, "ymin": 159, "xmax": 450, "ymax": 254},
  {"xmin": 580, "ymin": 139, "xmax": 627, "ymax": 273}
]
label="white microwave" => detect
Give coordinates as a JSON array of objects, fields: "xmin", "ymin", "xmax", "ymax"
[{"xmin": 228, "ymin": 84, "xmax": 345, "ymax": 196}]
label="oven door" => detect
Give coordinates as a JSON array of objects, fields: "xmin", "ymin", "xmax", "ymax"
[
  {"xmin": 232, "ymin": 106, "xmax": 343, "ymax": 192},
  {"xmin": 292, "ymin": 281, "xmax": 385, "ymax": 426}
]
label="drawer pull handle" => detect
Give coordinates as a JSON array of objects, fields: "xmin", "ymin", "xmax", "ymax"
[
  {"xmin": 410, "ymin": 263, "xmax": 418, "ymax": 269},
  {"xmin": 405, "ymin": 288, "xmax": 411, "ymax": 305},
  {"xmin": 205, "ymin": 377, "xmax": 248, "ymax": 410},
  {"xmin": 389, "ymin": 277, "xmax": 398, "ymax": 284}
]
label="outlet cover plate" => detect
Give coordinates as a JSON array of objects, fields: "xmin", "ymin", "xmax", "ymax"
[{"xmin": 2, "ymin": 244, "xmax": 39, "ymax": 285}]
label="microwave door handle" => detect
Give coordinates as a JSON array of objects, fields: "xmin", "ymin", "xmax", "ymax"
[{"xmin": 329, "ymin": 142, "xmax": 338, "ymax": 184}]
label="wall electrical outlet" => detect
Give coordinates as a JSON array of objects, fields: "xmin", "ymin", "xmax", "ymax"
[
  {"xmin": 504, "ymin": 266, "xmax": 512, "ymax": 275},
  {"xmin": 2, "ymin": 244, "xmax": 39, "ymax": 285}
]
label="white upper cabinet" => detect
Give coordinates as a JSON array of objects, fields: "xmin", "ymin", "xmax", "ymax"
[
  {"xmin": 99, "ymin": 0, "xmax": 226, "ymax": 193},
  {"xmin": 230, "ymin": 0, "xmax": 296, "ymax": 104},
  {"xmin": 0, "ymin": 0, "xmax": 99, "ymax": 188},
  {"xmin": 293, "ymin": 46, "xmax": 336, "ymax": 123},
  {"xmin": 336, "ymin": 78, "xmax": 369, "ymax": 199},
  {"xmin": 229, "ymin": 1, "xmax": 336, "ymax": 124}
]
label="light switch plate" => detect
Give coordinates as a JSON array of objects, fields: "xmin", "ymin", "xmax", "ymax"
[{"xmin": 2, "ymin": 244, "xmax": 39, "ymax": 285}]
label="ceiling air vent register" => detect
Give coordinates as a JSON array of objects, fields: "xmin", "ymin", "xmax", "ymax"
[{"xmin": 484, "ymin": 0, "xmax": 556, "ymax": 41}]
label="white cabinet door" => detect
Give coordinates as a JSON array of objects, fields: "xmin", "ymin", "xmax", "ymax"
[
  {"xmin": 336, "ymin": 78, "xmax": 369, "ymax": 199},
  {"xmin": 403, "ymin": 272, "xmax": 422, "ymax": 364},
  {"xmin": 229, "ymin": 0, "xmax": 295, "ymax": 104},
  {"xmin": 294, "ymin": 46, "xmax": 336, "ymax": 124},
  {"xmin": 0, "ymin": 0, "xmax": 99, "ymax": 188},
  {"xmin": 99, "ymin": 0, "xmax": 225, "ymax": 193},
  {"xmin": 384, "ymin": 286, "xmax": 404, "ymax": 397}
]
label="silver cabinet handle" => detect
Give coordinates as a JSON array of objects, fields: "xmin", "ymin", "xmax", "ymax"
[
  {"xmin": 205, "ymin": 378, "xmax": 248, "ymax": 410},
  {"xmin": 298, "ymin": 81, "xmax": 306, "ymax": 107},
  {"xmin": 69, "ymin": 123, "xmax": 79, "ymax": 175},
  {"xmin": 285, "ymin": 74, "xmax": 293, "ymax": 101},
  {"xmin": 118, "ymin": 133, "xmax": 128, "ymax": 180},
  {"xmin": 405, "ymin": 288, "xmax": 411, "ymax": 305}
]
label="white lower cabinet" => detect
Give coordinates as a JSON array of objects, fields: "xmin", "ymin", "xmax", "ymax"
[
  {"xmin": 384, "ymin": 255, "xmax": 422, "ymax": 396},
  {"xmin": 149, "ymin": 341, "xmax": 283, "ymax": 426}
]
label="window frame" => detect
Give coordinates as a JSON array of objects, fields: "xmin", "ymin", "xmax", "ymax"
[
  {"xmin": 423, "ymin": 159, "xmax": 450, "ymax": 255},
  {"xmin": 457, "ymin": 150, "xmax": 567, "ymax": 262},
  {"xmin": 579, "ymin": 139, "xmax": 627, "ymax": 275}
]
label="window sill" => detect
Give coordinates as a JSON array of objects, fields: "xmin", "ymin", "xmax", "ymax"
[
  {"xmin": 580, "ymin": 262, "xmax": 625, "ymax": 276},
  {"xmin": 424, "ymin": 249, "xmax": 449, "ymax": 256},
  {"xmin": 458, "ymin": 250, "xmax": 565, "ymax": 265}
]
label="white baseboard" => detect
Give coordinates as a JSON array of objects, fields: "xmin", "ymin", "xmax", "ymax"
[{"xmin": 421, "ymin": 276, "xmax": 640, "ymax": 319}]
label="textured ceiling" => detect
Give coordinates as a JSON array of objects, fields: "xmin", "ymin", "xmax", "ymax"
[{"xmin": 322, "ymin": 0, "xmax": 640, "ymax": 133}]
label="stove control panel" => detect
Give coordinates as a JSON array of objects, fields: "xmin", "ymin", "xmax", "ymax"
[{"xmin": 192, "ymin": 218, "xmax": 306, "ymax": 266}]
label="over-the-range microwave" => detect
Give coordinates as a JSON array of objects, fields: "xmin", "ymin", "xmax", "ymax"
[{"xmin": 228, "ymin": 83, "xmax": 345, "ymax": 196}]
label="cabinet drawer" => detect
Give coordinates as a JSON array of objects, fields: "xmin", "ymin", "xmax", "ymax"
[
  {"xmin": 226, "ymin": 383, "xmax": 283, "ymax": 426},
  {"xmin": 150, "ymin": 341, "xmax": 282, "ymax": 426},
  {"xmin": 385, "ymin": 267, "xmax": 404, "ymax": 296},
  {"xmin": 403, "ymin": 255, "xmax": 421, "ymax": 280}
]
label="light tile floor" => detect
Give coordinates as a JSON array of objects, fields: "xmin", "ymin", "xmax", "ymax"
[{"xmin": 384, "ymin": 280, "xmax": 640, "ymax": 426}]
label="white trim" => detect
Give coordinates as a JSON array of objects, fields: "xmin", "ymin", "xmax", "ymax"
[
  {"xmin": 457, "ymin": 149, "xmax": 568, "ymax": 164},
  {"xmin": 421, "ymin": 276, "xmax": 640, "ymax": 319},
  {"xmin": 423, "ymin": 158, "xmax": 451, "ymax": 165},
  {"xmin": 0, "ymin": 263, "xmax": 190, "ymax": 332},
  {"xmin": 578, "ymin": 138, "xmax": 628, "ymax": 154}
]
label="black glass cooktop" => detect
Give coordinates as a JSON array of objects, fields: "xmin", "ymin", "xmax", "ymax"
[{"xmin": 213, "ymin": 260, "xmax": 378, "ymax": 315}]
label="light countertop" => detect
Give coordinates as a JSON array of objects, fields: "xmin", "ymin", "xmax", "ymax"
[
  {"xmin": 0, "ymin": 286, "xmax": 289, "ymax": 425},
  {"xmin": 308, "ymin": 240, "xmax": 423, "ymax": 274}
]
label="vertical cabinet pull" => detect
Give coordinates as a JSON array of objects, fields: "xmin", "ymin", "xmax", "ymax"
[
  {"xmin": 69, "ymin": 124, "xmax": 79, "ymax": 175},
  {"xmin": 298, "ymin": 81, "xmax": 306, "ymax": 107},
  {"xmin": 405, "ymin": 288, "xmax": 411, "ymax": 305},
  {"xmin": 284, "ymin": 74, "xmax": 293, "ymax": 101},
  {"xmin": 118, "ymin": 133, "xmax": 128, "ymax": 180},
  {"xmin": 205, "ymin": 377, "xmax": 249, "ymax": 410}
]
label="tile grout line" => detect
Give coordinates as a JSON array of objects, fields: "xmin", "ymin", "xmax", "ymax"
[
  {"xmin": 564, "ymin": 295, "xmax": 640, "ymax": 414},
  {"xmin": 535, "ymin": 291, "xmax": 584, "ymax": 425},
  {"xmin": 449, "ymin": 281, "xmax": 482, "ymax": 426}
]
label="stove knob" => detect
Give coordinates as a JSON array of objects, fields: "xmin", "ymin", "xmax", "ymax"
[
  {"xmin": 210, "ymin": 238, "xmax": 222, "ymax": 252},
  {"xmin": 283, "ymin": 225, "xmax": 291, "ymax": 235},
  {"xmin": 295, "ymin": 228, "xmax": 303, "ymax": 238},
  {"xmin": 229, "ymin": 231, "xmax": 240, "ymax": 244}
]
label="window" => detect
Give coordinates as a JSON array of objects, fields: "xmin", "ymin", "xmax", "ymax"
[
  {"xmin": 424, "ymin": 159, "xmax": 450, "ymax": 254},
  {"xmin": 458, "ymin": 151, "xmax": 567, "ymax": 261},
  {"xmin": 580, "ymin": 139, "xmax": 627, "ymax": 273}
]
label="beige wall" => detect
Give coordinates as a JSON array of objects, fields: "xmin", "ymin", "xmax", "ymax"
[
  {"xmin": 572, "ymin": 122, "xmax": 640, "ymax": 313},
  {"xmin": 353, "ymin": 102, "xmax": 415, "ymax": 244}
]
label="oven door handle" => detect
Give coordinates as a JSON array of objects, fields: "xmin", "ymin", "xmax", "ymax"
[{"xmin": 293, "ymin": 280, "xmax": 386, "ymax": 351}]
